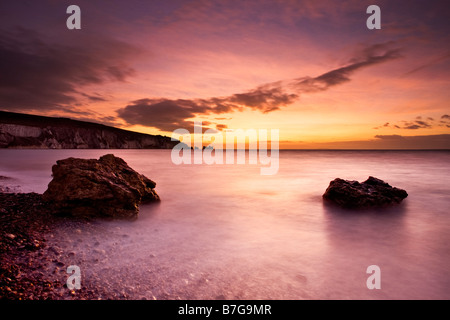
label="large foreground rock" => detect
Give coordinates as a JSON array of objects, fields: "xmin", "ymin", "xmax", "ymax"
[
  {"xmin": 323, "ymin": 176, "xmax": 408, "ymax": 209},
  {"xmin": 43, "ymin": 154, "xmax": 160, "ymax": 219}
]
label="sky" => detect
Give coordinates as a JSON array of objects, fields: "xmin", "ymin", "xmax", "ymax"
[{"xmin": 0, "ymin": 0, "xmax": 449, "ymax": 149}]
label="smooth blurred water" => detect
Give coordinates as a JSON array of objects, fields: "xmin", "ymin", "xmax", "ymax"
[{"xmin": 1, "ymin": 149, "xmax": 449, "ymax": 299}]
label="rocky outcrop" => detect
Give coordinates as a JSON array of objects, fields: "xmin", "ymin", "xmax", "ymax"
[
  {"xmin": 323, "ymin": 176, "xmax": 408, "ymax": 209},
  {"xmin": 0, "ymin": 111, "xmax": 177, "ymax": 149},
  {"xmin": 43, "ymin": 154, "xmax": 160, "ymax": 219}
]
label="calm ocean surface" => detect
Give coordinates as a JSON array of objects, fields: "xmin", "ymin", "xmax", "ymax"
[{"xmin": 1, "ymin": 150, "xmax": 449, "ymax": 299}]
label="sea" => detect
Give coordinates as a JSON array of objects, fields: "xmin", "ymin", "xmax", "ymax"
[{"xmin": 0, "ymin": 149, "xmax": 449, "ymax": 299}]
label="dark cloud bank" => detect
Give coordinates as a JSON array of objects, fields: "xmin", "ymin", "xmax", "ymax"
[
  {"xmin": 305, "ymin": 134, "xmax": 450, "ymax": 149},
  {"xmin": 0, "ymin": 28, "xmax": 137, "ymax": 116}
]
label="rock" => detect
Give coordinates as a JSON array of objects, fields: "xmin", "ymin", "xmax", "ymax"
[
  {"xmin": 43, "ymin": 154, "xmax": 160, "ymax": 219},
  {"xmin": 323, "ymin": 176, "xmax": 408, "ymax": 209},
  {"xmin": 48, "ymin": 246, "xmax": 60, "ymax": 255}
]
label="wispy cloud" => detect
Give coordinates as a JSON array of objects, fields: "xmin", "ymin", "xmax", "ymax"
[
  {"xmin": 403, "ymin": 52, "xmax": 450, "ymax": 76},
  {"xmin": 374, "ymin": 114, "xmax": 450, "ymax": 130},
  {"xmin": 374, "ymin": 134, "xmax": 404, "ymax": 140},
  {"xmin": 118, "ymin": 42, "xmax": 402, "ymax": 131}
]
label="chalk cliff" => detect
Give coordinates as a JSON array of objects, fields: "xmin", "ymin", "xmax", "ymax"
[{"xmin": 0, "ymin": 111, "xmax": 177, "ymax": 149}]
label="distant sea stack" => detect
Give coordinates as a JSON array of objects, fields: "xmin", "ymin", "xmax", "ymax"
[
  {"xmin": 323, "ymin": 176, "xmax": 408, "ymax": 209},
  {"xmin": 0, "ymin": 110, "xmax": 177, "ymax": 149}
]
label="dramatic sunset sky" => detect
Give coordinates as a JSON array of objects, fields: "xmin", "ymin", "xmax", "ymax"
[{"xmin": 1, "ymin": 0, "xmax": 449, "ymax": 148}]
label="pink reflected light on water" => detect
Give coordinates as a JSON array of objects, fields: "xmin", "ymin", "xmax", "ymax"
[{"xmin": 0, "ymin": 150, "xmax": 449, "ymax": 299}]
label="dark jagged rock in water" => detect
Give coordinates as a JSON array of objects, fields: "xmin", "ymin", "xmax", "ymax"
[
  {"xmin": 43, "ymin": 154, "xmax": 160, "ymax": 219},
  {"xmin": 323, "ymin": 176, "xmax": 408, "ymax": 209}
]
